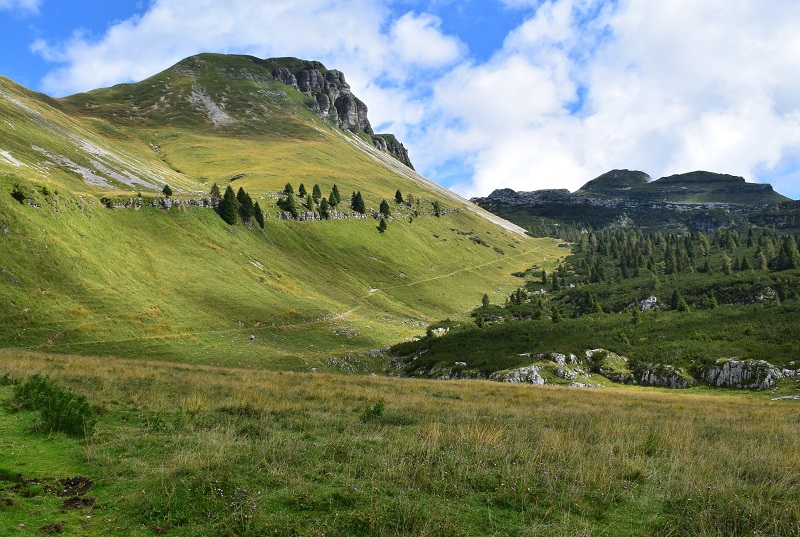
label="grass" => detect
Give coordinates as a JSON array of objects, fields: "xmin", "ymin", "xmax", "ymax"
[{"xmin": 0, "ymin": 350, "xmax": 798, "ymax": 536}]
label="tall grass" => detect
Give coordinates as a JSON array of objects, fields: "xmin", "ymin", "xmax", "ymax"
[{"xmin": 2, "ymin": 350, "xmax": 798, "ymax": 536}]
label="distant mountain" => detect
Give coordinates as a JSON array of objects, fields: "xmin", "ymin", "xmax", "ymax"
[{"xmin": 472, "ymin": 169, "xmax": 798, "ymax": 234}]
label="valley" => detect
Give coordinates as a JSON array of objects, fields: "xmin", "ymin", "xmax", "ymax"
[{"xmin": 1, "ymin": 53, "xmax": 799, "ymax": 536}]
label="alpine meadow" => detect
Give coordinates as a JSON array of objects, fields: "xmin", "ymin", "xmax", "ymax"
[{"xmin": 0, "ymin": 50, "xmax": 799, "ymax": 537}]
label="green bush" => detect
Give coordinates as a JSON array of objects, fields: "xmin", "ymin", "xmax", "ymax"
[
  {"xmin": 359, "ymin": 399, "xmax": 385, "ymax": 423},
  {"xmin": 12, "ymin": 375, "xmax": 95, "ymax": 437}
]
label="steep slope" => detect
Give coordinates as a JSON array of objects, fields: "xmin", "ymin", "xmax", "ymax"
[{"xmin": 0, "ymin": 54, "xmax": 550, "ymax": 369}]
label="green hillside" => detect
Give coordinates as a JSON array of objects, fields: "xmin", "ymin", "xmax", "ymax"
[{"xmin": 0, "ymin": 54, "xmax": 560, "ymax": 369}]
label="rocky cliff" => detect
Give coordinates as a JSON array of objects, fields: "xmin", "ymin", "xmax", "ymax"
[
  {"xmin": 266, "ymin": 58, "xmax": 414, "ymax": 169},
  {"xmin": 473, "ymin": 169, "xmax": 796, "ymax": 233}
]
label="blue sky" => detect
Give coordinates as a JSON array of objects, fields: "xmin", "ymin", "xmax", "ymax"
[{"xmin": 2, "ymin": 0, "xmax": 799, "ymax": 200}]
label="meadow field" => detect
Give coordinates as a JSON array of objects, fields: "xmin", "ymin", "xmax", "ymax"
[{"xmin": 1, "ymin": 349, "xmax": 798, "ymax": 536}]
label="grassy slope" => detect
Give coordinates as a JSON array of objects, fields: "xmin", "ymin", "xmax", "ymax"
[
  {"xmin": 0, "ymin": 57, "xmax": 562, "ymax": 368},
  {"xmin": 1, "ymin": 351, "xmax": 798, "ymax": 536}
]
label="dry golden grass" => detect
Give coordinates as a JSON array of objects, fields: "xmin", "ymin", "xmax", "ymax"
[{"xmin": 1, "ymin": 349, "xmax": 798, "ymax": 536}]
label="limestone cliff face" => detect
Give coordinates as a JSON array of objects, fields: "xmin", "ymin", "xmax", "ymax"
[
  {"xmin": 269, "ymin": 60, "xmax": 414, "ymax": 169},
  {"xmin": 271, "ymin": 65, "xmax": 373, "ymax": 134}
]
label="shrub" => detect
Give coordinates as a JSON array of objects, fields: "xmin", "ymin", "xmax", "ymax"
[
  {"xmin": 12, "ymin": 375, "xmax": 95, "ymax": 437},
  {"xmin": 359, "ymin": 400, "xmax": 385, "ymax": 423}
]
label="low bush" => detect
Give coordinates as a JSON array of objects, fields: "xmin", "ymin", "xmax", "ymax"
[{"xmin": 11, "ymin": 375, "xmax": 95, "ymax": 437}]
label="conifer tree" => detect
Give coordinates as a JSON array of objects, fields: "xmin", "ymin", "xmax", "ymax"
[
  {"xmin": 352, "ymin": 191, "xmax": 366, "ymax": 214},
  {"xmin": 218, "ymin": 185, "xmax": 239, "ymax": 225},
  {"xmin": 670, "ymin": 290, "xmax": 681, "ymax": 310},
  {"xmin": 677, "ymin": 297, "xmax": 690, "ymax": 313},
  {"xmin": 378, "ymin": 218, "xmax": 387, "ymax": 233},
  {"xmin": 331, "ymin": 184, "xmax": 341, "ymax": 205},
  {"xmin": 305, "ymin": 194, "xmax": 314, "ymax": 211},
  {"xmin": 162, "ymin": 184, "xmax": 173, "ymax": 197},
  {"xmin": 284, "ymin": 182, "xmax": 294, "ymax": 195},
  {"xmin": 395, "ymin": 190, "xmax": 404, "ymax": 204},
  {"xmin": 432, "ymin": 200, "xmax": 441, "ymax": 217},
  {"xmin": 551, "ymin": 306, "xmax": 563, "ymax": 323},
  {"xmin": 209, "ymin": 183, "xmax": 221, "ymax": 205},
  {"xmin": 312, "ymin": 184, "xmax": 322, "ymax": 202},
  {"xmin": 379, "ymin": 199, "xmax": 390, "ymax": 218},
  {"xmin": 328, "ymin": 191, "xmax": 338, "ymax": 207},
  {"xmin": 253, "ymin": 202, "xmax": 265, "ymax": 228},
  {"xmin": 482, "ymin": 293, "xmax": 490, "ymax": 308},
  {"xmin": 298, "ymin": 183, "xmax": 307, "ymax": 198},
  {"xmin": 319, "ymin": 198, "xmax": 330, "ymax": 219},
  {"xmin": 237, "ymin": 187, "xmax": 254, "ymax": 220}
]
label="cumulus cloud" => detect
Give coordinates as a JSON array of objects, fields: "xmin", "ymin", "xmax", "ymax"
[
  {"xmin": 414, "ymin": 0, "xmax": 800, "ymax": 198},
  {"xmin": 0, "ymin": 0, "xmax": 40, "ymax": 14},
  {"xmin": 389, "ymin": 12, "xmax": 464, "ymax": 69}
]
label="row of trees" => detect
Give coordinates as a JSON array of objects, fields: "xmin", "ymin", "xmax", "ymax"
[{"xmin": 210, "ymin": 183, "xmax": 264, "ymax": 228}]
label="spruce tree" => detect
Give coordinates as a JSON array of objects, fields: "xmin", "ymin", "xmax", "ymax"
[
  {"xmin": 218, "ymin": 185, "xmax": 239, "ymax": 225},
  {"xmin": 253, "ymin": 202, "xmax": 265, "ymax": 228},
  {"xmin": 162, "ymin": 184, "xmax": 173, "ymax": 197},
  {"xmin": 237, "ymin": 187, "xmax": 254, "ymax": 220},
  {"xmin": 298, "ymin": 183, "xmax": 307, "ymax": 198},
  {"xmin": 677, "ymin": 298, "xmax": 690, "ymax": 313},
  {"xmin": 482, "ymin": 293, "xmax": 490, "ymax": 308},
  {"xmin": 328, "ymin": 191, "xmax": 338, "ymax": 207},
  {"xmin": 331, "ymin": 184, "xmax": 341, "ymax": 205},
  {"xmin": 670, "ymin": 290, "xmax": 681, "ymax": 310},
  {"xmin": 377, "ymin": 218, "xmax": 387, "ymax": 233},
  {"xmin": 551, "ymin": 306, "xmax": 563, "ymax": 323},
  {"xmin": 319, "ymin": 198, "xmax": 330, "ymax": 219},
  {"xmin": 284, "ymin": 182, "xmax": 294, "ymax": 195},
  {"xmin": 395, "ymin": 190, "xmax": 404, "ymax": 204},
  {"xmin": 312, "ymin": 184, "xmax": 322, "ymax": 202},
  {"xmin": 379, "ymin": 199, "xmax": 390, "ymax": 218},
  {"xmin": 432, "ymin": 200, "xmax": 441, "ymax": 217},
  {"xmin": 209, "ymin": 183, "xmax": 221, "ymax": 205},
  {"xmin": 352, "ymin": 191, "xmax": 366, "ymax": 214},
  {"xmin": 305, "ymin": 194, "xmax": 314, "ymax": 211}
]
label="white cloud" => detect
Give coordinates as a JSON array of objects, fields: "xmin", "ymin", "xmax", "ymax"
[
  {"xmin": 389, "ymin": 12, "xmax": 464, "ymax": 69},
  {"xmin": 407, "ymin": 0, "xmax": 800, "ymax": 198},
  {"xmin": 0, "ymin": 0, "xmax": 40, "ymax": 14}
]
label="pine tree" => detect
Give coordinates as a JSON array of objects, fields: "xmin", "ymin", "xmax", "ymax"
[
  {"xmin": 218, "ymin": 185, "xmax": 239, "ymax": 225},
  {"xmin": 209, "ymin": 183, "xmax": 221, "ymax": 205},
  {"xmin": 677, "ymin": 298, "xmax": 690, "ymax": 313},
  {"xmin": 281, "ymin": 194, "xmax": 298, "ymax": 218},
  {"xmin": 237, "ymin": 187, "xmax": 254, "ymax": 220},
  {"xmin": 352, "ymin": 191, "xmax": 366, "ymax": 214},
  {"xmin": 482, "ymin": 293, "xmax": 490, "ymax": 308},
  {"xmin": 162, "ymin": 184, "xmax": 173, "ymax": 197},
  {"xmin": 379, "ymin": 199, "xmax": 390, "ymax": 218},
  {"xmin": 670, "ymin": 290, "xmax": 681, "ymax": 310},
  {"xmin": 253, "ymin": 202, "xmax": 265, "ymax": 228},
  {"xmin": 312, "ymin": 184, "xmax": 322, "ymax": 202},
  {"xmin": 304, "ymin": 194, "xmax": 314, "ymax": 211},
  {"xmin": 377, "ymin": 218, "xmax": 387, "ymax": 233},
  {"xmin": 432, "ymin": 200, "xmax": 441, "ymax": 217},
  {"xmin": 298, "ymin": 183, "xmax": 307, "ymax": 198},
  {"xmin": 319, "ymin": 198, "xmax": 330, "ymax": 219},
  {"xmin": 328, "ymin": 191, "xmax": 338, "ymax": 207},
  {"xmin": 395, "ymin": 190, "xmax": 404, "ymax": 204},
  {"xmin": 284, "ymin": 182, "xmax": 294, "ymax": 195},
  {"xmin": 331, "ymin": 184, "xmax": 341, "ymax": 205},
  {"xmin": 551, "ymin": 306, "xmax": 563, "ymax": 323},
  {"xmin": 631, "ymin": 305, "xmax": 640, "ymax": 325}
]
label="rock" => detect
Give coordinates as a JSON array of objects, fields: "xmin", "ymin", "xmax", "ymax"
[
  {"xmin": 699, "ymin": 359, "xmax": 797, "ymax": 390},
  {"xmin": 489, "ymin": 365, "xmax": 545, "ymax": 385},
  {"xmin": 636, "ymin": 364, "xmax": 694, "ymax": 389}
]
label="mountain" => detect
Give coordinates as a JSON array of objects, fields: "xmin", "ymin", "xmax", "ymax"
[
  {"xmin": 472, "ymin": 169, "xmax": 797, "ymax": 234},
  {"xmin": 0, "ymin": 53, "xmax": 557, "ymax": 369}
]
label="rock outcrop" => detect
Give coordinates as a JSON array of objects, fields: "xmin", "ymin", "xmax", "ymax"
[
  {"xmin": 268, "ymin": 59, "xmax": 415, "ymax": 169},
  {"xmin": 699, "ymin": 359, "xmax": 799, "ymax": 390}
]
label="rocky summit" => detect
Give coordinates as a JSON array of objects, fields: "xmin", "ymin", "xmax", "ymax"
[{"xmin": 473, "ymin": 169, "xmax": 798, "ymax": 233}]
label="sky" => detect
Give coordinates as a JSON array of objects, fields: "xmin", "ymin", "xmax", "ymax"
[{"xmin": 2, "ymin": 0, "xmax": 800, "ymax": 200}]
